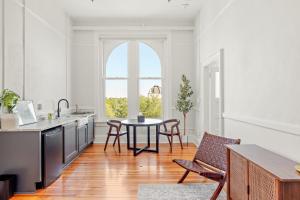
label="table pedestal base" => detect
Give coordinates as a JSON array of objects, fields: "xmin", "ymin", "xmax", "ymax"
[{"xmin": 126, "ymin": 124, "xmax": 160, "ymax": 156}]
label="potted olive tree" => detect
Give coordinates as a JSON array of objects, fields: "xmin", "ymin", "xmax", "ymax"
[
  {"xmin": 0, "ymin": 89, "xmax": 20, "ymax": 129},
  {"xmin": 176, "ymin": 74, "xmax": 194, "ymax": 136}
]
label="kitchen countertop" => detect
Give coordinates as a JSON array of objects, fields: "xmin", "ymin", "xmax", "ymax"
[{"xmin": 0, "ymin": 113, "xmax": 96, "ymax": 132}]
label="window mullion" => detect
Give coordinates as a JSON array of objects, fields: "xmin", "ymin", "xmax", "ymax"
[
  {"xmin": 127, "ymin": 41, "xmax": 139, "ymax": 118},
  {"xmin": 139, "ymin": 77, "xmax": 162, "ymax": 80},
  {"xmin": 105, "ymin": 77, "xmax": 128, "ymax": 80}
]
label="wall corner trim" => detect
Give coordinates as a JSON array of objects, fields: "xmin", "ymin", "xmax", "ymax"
[
  {"xmin": 223, "ymin": 113, "xmax": 300, "ymax": 137},
  {"xmin": 199, "ymin": 0, "xmax": 236, "ymax": 37}
]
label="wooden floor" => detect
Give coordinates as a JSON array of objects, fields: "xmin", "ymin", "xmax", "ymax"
[{"xmin": 12, "ymin": 143, "xmax": 212, "ymax": 200}]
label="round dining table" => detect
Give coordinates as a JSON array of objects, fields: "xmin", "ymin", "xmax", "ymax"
[{"xmin": 121, "ymin": 118, "xmax": 162, "ymax": 156}]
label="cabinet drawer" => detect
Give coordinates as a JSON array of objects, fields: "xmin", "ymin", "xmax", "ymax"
[
  {"xmin": 249, "ymin": 162, "xmax": 278, "ymax": 200},
  {"xmin": 229, "ymin": 151, "xmax": 248, "ymax": 200}
]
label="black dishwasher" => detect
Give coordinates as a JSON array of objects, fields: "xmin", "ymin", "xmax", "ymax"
[{"xmin": 42, "ymin": 127, "xmax": 63, "ymax": 187}]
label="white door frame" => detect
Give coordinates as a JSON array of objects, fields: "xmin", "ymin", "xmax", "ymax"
[{"xmin": 200, "ymin": 49, "xmax": 224, "ymax": 136}]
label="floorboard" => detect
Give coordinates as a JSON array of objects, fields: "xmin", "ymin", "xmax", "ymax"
[{"xmin": 12, "ymin": 143, "xmax": 212, "ymax": 200}]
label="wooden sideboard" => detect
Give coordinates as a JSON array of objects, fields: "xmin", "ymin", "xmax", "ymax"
[{"xmin": 226, "ymin": 144, "xmax": 300, "ymax": 200}]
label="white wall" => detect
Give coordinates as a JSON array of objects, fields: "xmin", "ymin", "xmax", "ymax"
[
  {"xmin": 3, "ymin": 0, "xmax": 24, "ymax": 97},
  {"xmin": 195, "ymin": 0, "xmax": 300, "ymax": 162},
  {"xmin": 72, "ymin": 30, "xmax": 97, "ymax": 111},
  {"xmin": 1, "ymin": 0, "xmax": 72, "ymax": 116},
  {"xmin": 71, "ymin": 28, "xmax": 195, "ymax": 143}
]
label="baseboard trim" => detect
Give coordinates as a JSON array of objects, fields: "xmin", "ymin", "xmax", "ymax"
[{"xmin": 93, "ymin": 133, "xmax": 199, "ymax": 145}]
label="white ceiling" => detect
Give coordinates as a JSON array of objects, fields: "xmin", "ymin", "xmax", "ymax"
[{"xmin": 63, "ymin": 0, "xmax": 203, "ymax": 25}]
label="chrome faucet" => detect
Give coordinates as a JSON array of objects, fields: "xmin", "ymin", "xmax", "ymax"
[{"xmin": 57, "ymin": 99, "xmax": 69, "ymax": 118}]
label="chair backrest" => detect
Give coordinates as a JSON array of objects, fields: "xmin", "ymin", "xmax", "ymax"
[
  {"xmin": 107, "ymin": 120, "xmax": 122, "ymax": 132},
  {"xmin": 195, "ymin": 132, "xmax": 240, "ymax": 172},
  {"xmin": 162, "ymin": 119, "xmax": 180, "ymax": 131}
]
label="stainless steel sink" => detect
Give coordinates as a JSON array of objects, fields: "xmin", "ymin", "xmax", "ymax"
[
  {"xmin": 76, "ymin": 117, "xmax": 89, "ymax": 126},
  {"xmin": 54, "ymin": 115, "xmax": 76, "ymax": 123},
  {"xmin": 71, "ymin": 112, "xmax": 93, "ymax": 115},
  {"xmin": 55, "ymin": 112, "xmax": 93, "ymax": 126}
]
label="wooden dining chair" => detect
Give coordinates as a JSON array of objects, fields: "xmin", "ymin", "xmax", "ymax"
[
  {"xmin": 173, "ymin": 132, "xmax": 241, "ymax": 200},
  {"xmin": 159, "ymin": 119, "xmax": 183, "ymax": 152},
  {"xmin": 104, "ymin": 120, "xmax": 127, "ymax": 153}
]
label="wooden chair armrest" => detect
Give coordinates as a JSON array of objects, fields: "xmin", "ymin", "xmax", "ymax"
[
  {"xmin": 109, "ymin": 120, "xmax": 121, "ymax": 125},
  {"xmin": 158, "ymin": 123, "xmax": 167, "ymax": 132},
  {"xmin": 107, "ymin": 122, "xmax": 120, "ymax": 131},
  {"xmin": 163, "ymin": 119, "xmax": 179, "ymax": 124},
  {"xmin": 162, "ymin": 119, "xmax": 180, "ymax": 132},
  {"xmin": 170, "ymin": 121, "xmax": 180, "ymax": 134}
]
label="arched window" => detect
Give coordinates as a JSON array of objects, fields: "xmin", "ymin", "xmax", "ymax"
[
  {"xmin": 105, "ymin": 43, "xmax": 128, "ymax": 118},
  {"xmin": 103, "ymin": 40, "xmax": 163, "ymax": 119},
  {"xmin": 106, "ymin": 43, "xmax": 128, "ymax": 78},
  {"xmin": 139, "ymin": 42, "xmax": 162, "ymax": 118}
]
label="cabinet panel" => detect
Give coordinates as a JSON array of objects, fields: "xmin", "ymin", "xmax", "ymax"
[
  {"xmin": 227, "ymin": 145, "xmax": 300, "ymax": 200},
  {"xmin": 282, "ymin": 182, "xmax": 300, "ymax": 200},
  {"xmin": 87, "ymin": 117, "xmax": 94, "ymax": 144},
  {"xmin": 249, "ymin": 162, "xmax": 278, "ymax": 200},
  {"xmin": 63, "ymin": 123, "xmax": 78, "ymax": 164},
  {"xmin": 78, "ymin": 125, "xmax": 87, "ymax": 152},
  {"xmin": 229, "ymin": 151, "xmax": 248, "ymax": 200}
]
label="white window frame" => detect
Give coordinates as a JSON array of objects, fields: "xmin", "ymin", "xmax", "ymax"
[
  {"xmin": 103, "ymin": 41, "xmax": 129, "ymax": 119},
  {"xmin": 138, "ymin": 41, "xmax": 164, "ymax": 119},
  {"xmin": 96, "ymin": 31, "xmax": 172, "ymax": 122}
]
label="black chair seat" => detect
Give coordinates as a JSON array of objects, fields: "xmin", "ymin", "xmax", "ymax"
[{"xmin": 109, "ymin": 131, "xmax": 127, "ymax": 136}]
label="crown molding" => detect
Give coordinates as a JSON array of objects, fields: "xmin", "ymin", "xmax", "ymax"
[{"xmin": 72, "ymin": 25, "xmax": 195, "ymax": 31}]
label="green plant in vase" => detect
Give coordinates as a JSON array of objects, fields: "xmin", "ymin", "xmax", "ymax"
[
  {"xmin": 0, "ymin": 89, "xmax": 20, "ymax": 129},
  {"xmin": 176, "ymin": 74, "xmax": 194, "ymax": 136},
  {"xmin": 0, "ymin": 89, "xmax": 20, "ymax": 113}
]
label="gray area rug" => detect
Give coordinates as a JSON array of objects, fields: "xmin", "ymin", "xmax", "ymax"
[{"xmin": 138, "ymin": 183, "xmax": 226, "ymax": 200}]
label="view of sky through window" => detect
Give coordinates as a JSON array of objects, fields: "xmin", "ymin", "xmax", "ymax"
[
  {"xmin": 106, "ymin": 42, "xmax": 128, "ymax": 78},
  {"xmin": 139, "ymin": 43, "xmax": 161, "ymax": 78},
  {"xmin": 106, "ymin": 42, "xmax": 161, "ymax": 98}
]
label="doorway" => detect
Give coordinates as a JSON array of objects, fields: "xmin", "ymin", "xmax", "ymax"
[{"xmin": 201, "ymin": 49, "xmax": 224, "ymax": 136}]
